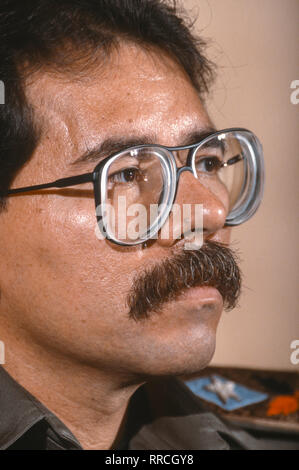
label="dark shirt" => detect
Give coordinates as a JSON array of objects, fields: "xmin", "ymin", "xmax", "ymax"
[{"xmin": 0, "ymin": 366, "xmax": 298, "ymax": 450}]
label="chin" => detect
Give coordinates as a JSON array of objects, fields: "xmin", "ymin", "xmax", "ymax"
[
  {"xmin": 133, "ymin": 329, "xmax": 217, "ymax": 379},
  {"xmin": 167, "ymin": 339, "xmax": 216, "ymax": 377}
]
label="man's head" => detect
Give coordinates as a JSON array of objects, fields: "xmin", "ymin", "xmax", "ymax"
[{"xmin": 0, "ymin": 0, "xmax": 243, "ymax": 380}]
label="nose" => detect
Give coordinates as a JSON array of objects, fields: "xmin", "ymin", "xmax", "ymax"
[{"xmin": 156, "ymin": 168, "xmax": 228, "ymax": 248}]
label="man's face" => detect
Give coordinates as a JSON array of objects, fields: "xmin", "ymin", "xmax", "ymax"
[{"xmin": 0, "ymin": 43, "xmax": 232, "ymax": 378}]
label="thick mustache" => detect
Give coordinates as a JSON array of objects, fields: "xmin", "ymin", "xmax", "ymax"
[{"xmin": 127, "ymin": 240, "xmax": 242, "ymax": 320}]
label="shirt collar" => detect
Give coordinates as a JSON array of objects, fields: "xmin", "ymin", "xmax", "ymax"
[{"xmin": 0, "ymin": 366, "xmax": 81, "ymax": 449}]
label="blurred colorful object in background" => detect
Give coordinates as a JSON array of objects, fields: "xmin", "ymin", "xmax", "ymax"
[{"xmin": 267, "ymin": 391, "xmax": 299, "ymax": 416}]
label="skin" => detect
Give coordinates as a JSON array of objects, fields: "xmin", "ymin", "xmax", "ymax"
[{"xmin": 0, "ymin": 42, "xmax": 231, "ymax": 449}]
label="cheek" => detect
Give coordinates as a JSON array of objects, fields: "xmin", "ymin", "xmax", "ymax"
[
  {"xmin": 37, "ymin": 198, "xmax": 131, "ymax": 295},
  {"xmin": 2, "ymin": 196, "xmax": 136, "ymax": 316}
]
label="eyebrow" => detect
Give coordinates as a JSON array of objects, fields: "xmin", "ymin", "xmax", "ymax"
[{"xmin": 71, "ymin": 126, "xmax": 217, "ymax": 167}]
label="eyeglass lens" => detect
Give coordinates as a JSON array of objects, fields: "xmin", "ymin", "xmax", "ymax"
[{"xmin": 98, "ymin": 131, "xmax": 254, "ymax": 244}]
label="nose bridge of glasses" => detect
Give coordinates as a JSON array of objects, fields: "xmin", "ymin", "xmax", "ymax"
[
  {"xmin": 172, "ymin": 148, "xmax": 197, "ymax": 202},
  {"xmin": 170, "ymin": 146, "xmax": 195, "ymax": 167}
]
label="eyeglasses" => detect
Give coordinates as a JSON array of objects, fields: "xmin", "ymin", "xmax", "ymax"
[{"xmin": 5, "ymin": 127, "xmax": 264, "ymax": 246}]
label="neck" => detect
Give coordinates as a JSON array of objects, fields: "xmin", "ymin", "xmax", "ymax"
[{"xmin": 2, "ymin": 326, "xmax": 143, "ymax": 450}]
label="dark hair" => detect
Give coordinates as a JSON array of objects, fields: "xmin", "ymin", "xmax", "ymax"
[{"xmin": 0, "ymin": 0, "xmax": 215, "ymax": 209}]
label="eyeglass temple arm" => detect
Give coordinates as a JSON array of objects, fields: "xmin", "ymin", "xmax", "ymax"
[
  {"xmin": 4, "ymin": 173, "xmax": 94, "ymax": 195},
  {"xmin": 4, "ymin": 154, "xmax": 243, "ymax": 196},
  {"xmin": 221, "ymin": 154, "xmax": 243, "ymax": 167}
]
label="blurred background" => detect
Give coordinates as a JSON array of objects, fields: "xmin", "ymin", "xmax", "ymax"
[{"xmin": 184, "ymin": 0, "xmax": 299, "ymax": 370}]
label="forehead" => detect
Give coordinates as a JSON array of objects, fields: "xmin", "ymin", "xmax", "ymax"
[{"xmin": 26, "ymin": 42, "xmax": 211, "ymax": 170}]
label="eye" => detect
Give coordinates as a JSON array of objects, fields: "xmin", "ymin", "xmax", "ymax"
[
  {"xmin": 196, "ymin": 156, "xmax": 223, "ymax": 174},
  {"xmin": 108, "ymin": 167, "xmax": 143, "ymax": 184}
]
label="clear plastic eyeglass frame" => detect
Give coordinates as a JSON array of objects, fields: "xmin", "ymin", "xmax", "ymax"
[{"xmin": 5, "ymin": 127, "xmax": 264, "ymax": 246}]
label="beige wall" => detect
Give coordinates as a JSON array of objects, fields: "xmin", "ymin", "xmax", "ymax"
[{"xmin": 184, "ymin": 0, "xmax": 299, "ymax": 370}]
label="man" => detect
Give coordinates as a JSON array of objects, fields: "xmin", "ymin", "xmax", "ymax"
[{"xmin": 0, "ymin": 0, "xmax": 296, "ymax": 451}]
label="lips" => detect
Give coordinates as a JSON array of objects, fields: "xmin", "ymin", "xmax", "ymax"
[
  {"xmin": 179, "ymin": 285, "xmax": 223, "ymax": 304},
  {"xmin": 174, "ymin": 285, "xmax": 223, "ymax": 320}
]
